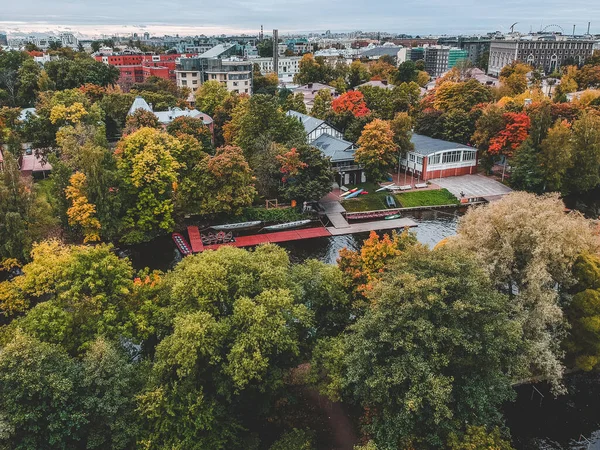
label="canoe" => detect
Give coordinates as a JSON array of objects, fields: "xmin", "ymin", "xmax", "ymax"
[
  {"xmin": 340, "ymin": 188, "xmax": 358, "ymax": 197},
  {"xmin": 360, "ymin": 191, "xmax": 369, "ymax": 195},
  {"xmin": 211, "ymin": 221, "xmax": 262, "ymax": 231},
  {"xmin": 344, "ymin": 189, "xmax": 364, "ymax": 199},
  {"xmin": 384, "ymin": 214, "xmax": 402, "ymax": 220},
  {"xmin": 376, "ymin": 184, "xmax": 398, "ymax": 192},
  {"xmin": 172, "ymin": 233, "xmax": 192, "ymax": 256},
  {"xmin": 263, "ymin": 219, "xmax": 312, "ymax": 231}
]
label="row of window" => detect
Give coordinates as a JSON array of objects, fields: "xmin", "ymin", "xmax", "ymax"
[{"xmin": 427, "ymin": 150, "xmax": 476, "ymax": 165}]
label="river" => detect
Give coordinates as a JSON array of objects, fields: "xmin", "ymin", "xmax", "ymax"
[{"xmin": 124, "ymin": 207, "xmax": 600, "ymax": 449}]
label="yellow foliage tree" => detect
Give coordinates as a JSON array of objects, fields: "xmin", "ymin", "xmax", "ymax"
[
  {"xmin": 65, "ymin": 172, "xmax": 101, "ymax": 243},
  {"xmin": 49, "ymin": 102, "xmax": 89, "ymax": 125}
]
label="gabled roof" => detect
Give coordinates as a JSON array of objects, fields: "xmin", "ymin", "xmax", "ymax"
[
  {"xmin": 410, "ymin": 134, "xmax": 475, "ymax": 156},
  {"xmin": 293, "ymin": 83, "xmax": 336, "ymax": 93},
  {"xmin": 154, "ymin": 108, "xmax": 213, "ymax": 125},
  {"xmin": 286, "ymin": 110, "xmax": 326, "ymax": 135},
  {"xmin": 127, "ymin": 96, "xmax": 153, "ymax": 115},
  {"xmin": 357, "ymin": 80, "xmax": 395, "ymax": 90},
  {"xmin": 312, "ymin": 133, "xmax": 356, "ymax": 163}
]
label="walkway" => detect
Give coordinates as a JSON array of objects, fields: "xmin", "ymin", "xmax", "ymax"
[
  {"xmin": 435, "ymin": 174, "xmax": 512, "ymax": 199},
  {"xmin": 201, "ymin": 227, "xmax": 332, "ymax": 251},
  {"xmin": 322, "ymin": 201, "xmax": 351, "ymax": 229},
  {"xmin": 327, "ymin": 217, "xmax": 417, "ymax": 236}
]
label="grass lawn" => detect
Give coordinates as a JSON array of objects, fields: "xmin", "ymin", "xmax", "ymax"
[
  {"xmin": 394, "ymin": 189, "xmax": 459, "ymax": 208},
  {"xmin": 340, "ymin": 182, "xmax": 389, "ymax": 212}
]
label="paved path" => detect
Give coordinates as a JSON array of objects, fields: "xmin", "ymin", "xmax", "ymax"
[
  {"xmin": 327, "ymin": 217, "xmax": 417, "ymax": 235},
  {"xmin": 322, "ymin": 201, "xmax": 351, "ymax": 229},
  {"xmin": 435, "ymin": 174, "xmax": 512, "ymax": 199}
]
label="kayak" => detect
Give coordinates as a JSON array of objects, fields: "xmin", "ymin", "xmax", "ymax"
[
  {"xmin": 376, "ymin": 184, "xmax": 398, "ymax": 192},
  {"xmin": 263, "ymin": 220, "xmax": 312, "ymax": 231},
  {"xmin": 340, "ymin": 188, "xmax": 358, "ymax": 197},
  {"xmin": 172, "ymin": 233, "xmax": 192, "ymax": 256},
  {"xmin": 360, "ymin": 191, "xmax": 369, "ymax": 195},
  {"xmin": 344, "ymin": 189, "xmax": 364, "ymax": 199},
  {"xmin": 211, "ymin": 221, "xmax": 262, "ymax": 231},
  {"xmin": 384, "ymin": 214, "xmax": 402, "ymax": 220}
]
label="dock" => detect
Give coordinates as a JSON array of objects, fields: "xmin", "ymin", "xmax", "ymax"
[
  {"xmin": 326, "ymin": 217, "xmax": 417, "ymax": 236},
  {"xmin": 187, "ymin": 226, "xmax": 204, "ymax": 253},
  {"xmin": 321, "ymin": 201, "xmax": 351, "ymax": 229},
  {"xmin": 202, "ymin": 227, "xmax": 332, "ymax": 251}
]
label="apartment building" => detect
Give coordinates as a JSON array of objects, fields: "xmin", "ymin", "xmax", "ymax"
[
  {"xmin": 488, "ymin": 34, "xmax": 597, "ymax": 76},
  {"xmin": 252, "ymin": 56, "xmax": 301, "ymax": 77},
  {"xmin": 398, "ymin": 46, "xmax": 468, "ymax": 77},
  {"xmin": 176, "ymin": 52, "xmax": 253, "ymax": 95}
]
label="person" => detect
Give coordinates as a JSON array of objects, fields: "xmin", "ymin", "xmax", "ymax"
[{"xmin": 460, "ymin": 190, "xmax": 465, "ymax": 198}]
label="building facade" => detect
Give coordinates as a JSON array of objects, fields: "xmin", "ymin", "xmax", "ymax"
[
  {"xmin": 252, "ymin": 56, "xmax": 301, "ymax": 77},
  {"xmin": 400, "ymin": 134, "xmax": 478, "ymax": 181},
  {"xmin": 176, "ymin": 56, "xmax": 253, "ymax": 94},
  {"xmin": 488, "ymin": 35, "xmax": 597, "ymax": 76},
  {"xmin": 398, "ymin": 46, "xmax": 468, "ymax": 77},
  {"xmin": 437, "ymin": 37, "xmax": 491, "ymax": 65}
]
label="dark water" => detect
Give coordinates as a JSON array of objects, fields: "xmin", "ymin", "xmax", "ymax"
[{"xmin": 123, "ymin": 207, "xmax": 600, "ymax": 449}]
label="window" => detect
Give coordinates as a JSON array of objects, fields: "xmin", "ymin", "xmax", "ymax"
[
  {"xmin": 442, "ymin": 150, "xmax": 461, "ymax": 164},
  {"xmin": 462, "ymin": 150, "xmax": 476, "ymax": 161},
  {"xmin": 192, "ymin": 80, "xmax": 197, "ymax": 85},
  {"xmin": 181, "ymin": 80, "xmax": 187, "ymax": 86},
  {"xmin": 233, "ymin": 81, "xmax": 238, "ymax": 86},
  {"xmin": 181, "ymin": 72, "xmax": 187, "ymax": 77},
  {"xmin": 428, "ymin": 154, "xmax": 441, "ymax": 165},
  {"xmin": 409, "ymin": 154, "xmax": 416, "ymax": 162}
]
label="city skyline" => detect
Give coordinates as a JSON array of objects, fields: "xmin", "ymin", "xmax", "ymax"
[{"xmin": 2, "ymin": 0, "xmax": 600, "ymax": 38}]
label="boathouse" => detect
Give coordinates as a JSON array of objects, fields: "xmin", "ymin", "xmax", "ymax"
[{"xmin": 400, "ymin": 134, "xmax": 477, "ymax": 181}]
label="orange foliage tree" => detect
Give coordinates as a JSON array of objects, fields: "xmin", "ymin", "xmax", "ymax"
[
  {"xmin": 276, "ymin": 147, "xmax": 307, "ymax": 182},
  {"xmin": 488, "ymin": 112, "xmax": 531, "ymax": 158},
  {"xmin": 331, "ymin": 90, "xmax": 371, "ymax": 118},
  {"xmin": 338, "ymin": 230, "xmax": 417, "ymax": 303}
]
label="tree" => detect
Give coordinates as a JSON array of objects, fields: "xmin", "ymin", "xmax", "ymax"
[
  {"xmin": 195, "ymin": 80, "xmax": 230, "ymax": 116},
  {"xmin": 564, "ymin": 253, "xmax": 600, "ymax": 371},
  {"xmin": 269, "ymin": 429, "xmax": 315, "ymax": 450},
  {"xmin": 167, "ymin": 115, "xmax": 213, "ymax": 150},
  {"xmin": 395, "ymin": 60, "xmax": 418, "ymax": 83},
  {"xmin": 564, "ymin": 112, "xmax": 600, "ymax": 194},
  {"xmin": 331, "ymin": 90, "xmax": 370, "ymax": 118},
  {"xmin": 44, "ymin": 57, "xmax": 120, "ymax": 90},
  {"xmin": 448, "ymin": 426, "xmax": 514, "ymax": 450},
  {"xmin": 115, "ymin": 127, "xmax": 181, "ymax": 243},
  {"xmin": 355, "ymin": 119, "xmax": 397, "ymax": 182},
  {"xmin": 328, "ymin": 246, "xmax": 521, "ymax": 448},
  {"xmin": 123, "ymin": 108, "xmax": 160, "ymax": 135},
  {"xmin": 179, "ymin": 145, "xmax": 255, "ymax": 216},
  {"xmin": 282, "ymin": 91, "xmax": 307, "ymax": 114},
  {"xmin": 471, "ymin": 104, "xmax": 506, "ymax": 172},
  {"xmin": 433, "ymin": 79, "xmax": 493, "ymax": 112},
  {"xmin": 540, "ymin": 120, "xmax": 573, "ymax": 192},
  {"xmin": 347, "ymin": 60, "xmax": 370, "ymax": 88},
  {"xmin": 451, "ymin": 192, "xmax": 599, "ymax": 391},
  {"xmin": 278, "ymin": 144, "xmax": 333, "ymax": 203},
  {"xmin": 16, "ymin": 58, "xmax": 41, "ymax": 107},
  {"xmin": 65, "ymin": 172, "xmax": 102, "ymax": 243},
  {"xmin": 310, "ymin": 89, "xmax": 333, "ymax": 120},
  {"xmin": 390, "ymin": 112, "xmax": 414, "ymax": 158},
  {"xmin": 488, "ymin": 112, "xmax": 530, "ymax": 158},
  {"xmin": 499, "ymin": 62, "xmax": 530, "ymax": 96},
  {"xmin": 575, "ymin": 64, "xmax": 600, "ymax": 89},
  {"xmin": 415, "ymin": 108, "xmax": 445, "ymax": 139},
  {"xmin": 442, "ymin": 109, "xmax": 475, "ymax": 144},
  {"xmin": 253, "ymin": 69, "xmax": 279, "ymax": 96}
]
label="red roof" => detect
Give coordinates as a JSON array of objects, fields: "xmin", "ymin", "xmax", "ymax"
[{"xmin": 202, "ymin": 227, "xmax": 331, "ymax": 251}]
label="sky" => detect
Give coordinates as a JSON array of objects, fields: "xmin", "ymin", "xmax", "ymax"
[{"xmin": 1, "ymin": 0, "xmax": 599, "ymax": 37}]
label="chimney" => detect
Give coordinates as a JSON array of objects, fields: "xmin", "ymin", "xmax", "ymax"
[
  {"xmin": 382, "ymin": 80, "xmax": 388, "ymax": 85},
  {"xmin": 307, "ymin": 82, "xmax": 313, "ymax": 88}
]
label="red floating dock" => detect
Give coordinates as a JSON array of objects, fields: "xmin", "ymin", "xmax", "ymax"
[
  {"xmin": 187, "ymin": 226, "xmax": 204, "ymax": 253},
  {"xmin": 202, "ymin": 226, "xmax": 332, "ymax": 251}
]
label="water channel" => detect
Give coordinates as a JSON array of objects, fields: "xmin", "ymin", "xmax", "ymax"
[{"xmin": 124, "ymin": 207, "xmax": 600, "ymax": 449}]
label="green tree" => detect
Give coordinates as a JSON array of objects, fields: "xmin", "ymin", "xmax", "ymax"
[
  {"xmin": 394, "ymin": 60, "xmax": 418, "ymax": 83},
  {"xmin": 44, "ymin": 57, "xmax": 120, "ymax": 90},
  {"xmin": 433, "ymin": 79, "xmax": 493, "ymax": 112},
  {"xmin": 448, "ymin": 426, "xmax": 514, "ymax": 450},
  {"xmin": 279, "ymin": 144, "xmax": 333, "ymax": 203},
  {"xmin": 540, "ymin": 119, "xmax": 573, "ymax": 192},
  {"xmin": 565, "ymin": 112, "xmax": 600, "ymax": 194},
  {"xmin": 325, "ymin": 246, "xmax": 521, "ymax": 448},
  {"xmin": 195, "ymin": 80, "xmax": 230, "ymax": 116},
  {"xmin": 115, "ymin": 127, "xmax": 181, "ymax": 243},
  {"xmin": 452, "ymin": 192, "xmax": 598, "ymax": 391},
  {"xmin": 310, "ymin": 89, "xmax": 333, "ymax": 120},
  {"xmin": 283, "ymin": 91, "xmax": 308, "ymax": 114},
  {"xmin": 390, "ymin": 111, "xmax": 414, "ymax": 159}
]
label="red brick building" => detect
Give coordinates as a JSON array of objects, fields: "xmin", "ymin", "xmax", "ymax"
[
  {"xmin": 400, "ymin": 134, "xmax": 478, "ymax": 181},
  {"xmin": 94, "ymin": 53, "xmax": 196, "ymax": 90}
]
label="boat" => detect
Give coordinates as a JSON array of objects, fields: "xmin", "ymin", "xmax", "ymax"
[
  {"xmin": 385, "ymin": 195, "xmax": 397, "ymax": 208},
  {"xmin": 360, "ymin": 191, "xmax": 369, "ymax": 195},
  {"xmin": 340, "ymin": 188, "xmax": 358, "ymax": 197},
  {"xmin": 172, "ymin": 233, "xmax": 192, "ymax": 256},
  {"xmin": 376, "ymin": 184, "xmax": 398, "ymax": 192},
  {"xmin": 344, "ymin": 189, "xmax": 364, "ymax": 199},
  {"xmin": 262, "ymin": 220, "xmax": 312, "ymax": 231},
  {"xmin": 384, "ymin": 214, "xmax": 402, "ymax": 220},
  {"xmin": 210, "ymin": 221, "xmax": 262, "ymax": 231}
]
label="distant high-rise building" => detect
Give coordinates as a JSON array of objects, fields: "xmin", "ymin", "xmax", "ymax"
[
  {"xmin": 0, "ymin": 32, "xmax": 7, "ymax": 46},
  {"xmin": 273, "ymin": 29, "xmax": 279, "ymax": 74},
  {"xmin": 437, "ymin": 37, "xmax": 490, "ymax": 65},
  {"xmin": 398, "ymin": 46, "xmax": 467, "ymax": 77}
]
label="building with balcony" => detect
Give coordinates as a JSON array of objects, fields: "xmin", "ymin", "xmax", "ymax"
[
  {"xmin": 177, "ymin": 56, "xmax": 253, "ymax": 94},
  {"xmin": 252, "ymin": 56, "xmax": 301, "ymax": 78},
  {"xmin": 488, "ymin": 34, "xmax": 597, "ymax": 76}
]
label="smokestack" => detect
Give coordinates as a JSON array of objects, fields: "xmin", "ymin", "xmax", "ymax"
[
  {"xmin": 573, "ymin": 24, "xmax": 576, "ymax": 35},
  {"xmin": 273, "ymin": 29, "xmax": 279, "ymax": 77},
  {"xmin": 588, "ymin": 22, "xmax": 591, "ymax": 35},
  {"xmin": 260, "ymin": 25, "xmax": 263, "ymax": 41}
]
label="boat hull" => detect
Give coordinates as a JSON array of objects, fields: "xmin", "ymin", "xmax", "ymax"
[
  {"xmin": 172, "ymin": 233, "xmax": 192, "ymax": 256},
  {"xmin": 211, "ymin": 221, "xmax": 262, "ymax": 231},
  {"xmin": 263, "ymin": 220, "xmax": 312, "ymax": 231}
]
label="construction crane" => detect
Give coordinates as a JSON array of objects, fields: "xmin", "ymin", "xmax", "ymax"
[{"xmin": 510, "ymin": 22, "xmax": 519, "ymax": 33}]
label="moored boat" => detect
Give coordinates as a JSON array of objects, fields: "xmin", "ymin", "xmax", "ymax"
[
  {"xmin": 172, "ymin": 232, "xmax": 192, "ymax": 256},
  {"xmin": 263, "ymin": 219, "xmax": 312, "ymax": 231},
  {"xmin": 340, "ymin": 188, "xmax": 358, "ymax": 197},
  {"xmin": 211, "ymin": 221, "xmax": 262, "ymax": 231},
  {"xmin": 384, "ymin": 214, "xmax": 402, "ymax": 220}
]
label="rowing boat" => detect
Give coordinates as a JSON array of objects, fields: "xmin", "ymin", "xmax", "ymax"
[
  {"xmin": 263, "ymin": 219, "xmax": 312, "ymax": 231},
  {"xmin": 172, "ymin": 233, "xmax": 192, "ymax": 256},
  {"xmin": 384, "ymin": 214, "xmax": 402, "ymax": 220},
  {"xmin": 211, "ymin": 221, "xmax": 262, "ymax": 231},
  {"xmin": 344, "ymin": 189, "xmax": 364, "ymax": 199},
  {"xmin": 340, "ymin": 188, "xmax": 358, "ymax": 197},
  {"xmin": 376, "ymin": 184, "xmax": 398, "ymax": 192}
]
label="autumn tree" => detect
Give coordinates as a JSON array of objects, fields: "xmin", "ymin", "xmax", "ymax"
[
  {"xmin": 451, "ymin": 192, "xmax": 599, "ymax": 390},
  {"xmin": 310, "ymin": 89, "xmax": 333, "ymax": 120},
  {"xmin": 278, "ymin": 144, "xmax": 333, "ymax": 203},
  {"xmin": 540, "ymin": 120, "xmax": 573, "ymax": 192},
  {"xmin": 471, "ymin": 104, "xmax": 506, "ymax": 171},
  {"xmin": 65, "ymin": 172, "xmax": 102, "ymax": 243},
  {"xmin": 499, "ymin": 62, "xmax": 530, "ymax": 96},
  {"xmin": 115, "ymin": 127, "xmax": 181, "ymax": 243},
  {"xmin": 282, "ymin": 91, "xmax": 308, "ymax": 114},
  {"xmin": 564, "ymin": 112, "xmax": 600, "ymax": 194},
  {"xmin": 355, "ymin": 119, "xmax": 397, "ymax": 182},
  {"xmin": 331, "ymin": 90, "xmax": 370, "ymax": 118},
  {"xmin": 488, "ymin": 112, "xmax": 530, "ymax": 158},
  {"xmin": 390, "ymin": 112, "xmax": 414, "ymax": 159},
  {"xmin": 433, "ymin": 79, "xmax": 493, "ymax": 112},
  {"xmin": 166, "ymin": 115, "xmax": 213, "ymax": 150},
  {"xmin": 123, "ymin": 108, "xmax": 160, "ymax": 135}
]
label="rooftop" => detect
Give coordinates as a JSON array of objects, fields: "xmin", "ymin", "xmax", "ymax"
[
  {"xmin": 286, "ymin": 110, "xmax": 326, "ymax": 134},
  {"xmin": 312, "ymin": 133, "xmax": 356, "ymax": 163},
  {"xmin": 154, "ymin": 108, "xmax": 213, "ymax": 125},
  {"xmin": 127, "ymin": 96, "xmax": 153, "ymax": 115},
  {"xmin": 357, "ymin": 80, "xmax": 395, "ymax": 90},
  {"xmin": 411, "ymin": 133, "xmax": 474, "ymax": 156},
  {"xmin": 199, "ymin": 43, "xmax": 236, "ymax": 58}
]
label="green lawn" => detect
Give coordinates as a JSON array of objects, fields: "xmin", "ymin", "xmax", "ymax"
[
  {"xmin": 395, "ymin": 189, "xmax": 459, "ymax": 208},
  {"xmin": 342, "ymin": 188, "xmax": 459, "ymax": 212}
]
